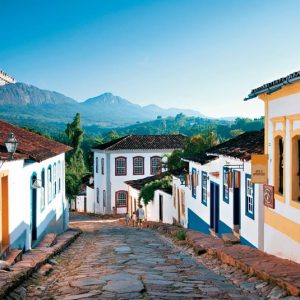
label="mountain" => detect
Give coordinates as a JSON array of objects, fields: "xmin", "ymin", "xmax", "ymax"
[
  {"xmin": 0, "ymin": 82, "xmax": 77, "ymax": 105},
  {"xmin": 0, "ymin": 83, "xmax": 206, "ymax": 132},
  {"xmin": 142, "ymin": 104, "xmax": 205, "ymax": 118}
]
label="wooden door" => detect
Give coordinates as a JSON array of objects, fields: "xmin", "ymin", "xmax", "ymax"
[
  {"xmin": 1, "ymin": 175, "xmax": 9, "ymax": 251},
  {"xmin": 177, "ymin": 189, "xmax": 181, "ymax": 223}
]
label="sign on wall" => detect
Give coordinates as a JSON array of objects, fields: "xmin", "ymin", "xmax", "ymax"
[
  {"xmin": 251, "ymin": 154, "xmax": 268, "ymax": 184},
  {"xmin": 263, "ymin": 184, "xmax": 275, "ymax": 209}
]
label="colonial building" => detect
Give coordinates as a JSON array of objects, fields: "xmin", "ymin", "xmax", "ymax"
[
  {"xmin": 175, "ymin": 130, "xmax": 264, "ymax": 249},
  {"xmin": 126, "ymin": 173, "xmax": 176, "ymax": 224},
  {"xmin": 73, "ymin": 176, "xmax": 94, "ymax": 213},
  {"xmin": 0, "ymin": 69, "xmax": 16, "ymax": 86},
  {"xmin": 245, "ymin": 70, "xmax": 300, "ymax": 262},
  {"xmin": 92, "ymin": 135, "xmax": 187, "ymax": 214},
  {"xmin": 0, "ymin": 119, "xmax": 71, "ymax": 256}
]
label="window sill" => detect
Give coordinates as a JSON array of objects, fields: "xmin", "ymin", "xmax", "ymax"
[
  {"xmin": 290, "ymin": 200, "xmax": 300, "ymax": 210},
  {"xmin": 275, "ymin": 193, "xmax": 285, "ymax": 203}
]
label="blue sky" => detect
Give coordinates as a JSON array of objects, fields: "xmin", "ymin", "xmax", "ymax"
[{"xmin": 1, "ymin": 0, "xmax": 300, "ymax": 118}]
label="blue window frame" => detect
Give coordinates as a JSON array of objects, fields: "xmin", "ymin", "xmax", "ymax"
[
  {"xmin": 47, "ymin": 165, "xmax": 52, "ymax": 203},
  {"xmin": 245, "ymin": 174, "xmax": 255, "ymax": 220},
  {"xmin": 201, "ymin": 171, "xmax": 207, "ymax": 206},
  {"xmin": 191, "ymin": 168, "xmax": 197, "ymax": 199},
  {"xmin": 41, "ymin": 169, "xmax": 45, "ymax": 212},
  {"xmin": 223, "ymin": 167, "xmax": 229, "ymax": 203}
]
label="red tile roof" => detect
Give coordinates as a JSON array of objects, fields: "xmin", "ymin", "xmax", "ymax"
[
  {"xmin": 207, "ymin": 130, "xmax": 264, "ymax": 161},
  {"xmin": 0, "ymin": 120, "xmax": 72, "ymax": 162},
  {"xmin": 94, "ymin": 134, "xmax": 187, "ymax": 151}
]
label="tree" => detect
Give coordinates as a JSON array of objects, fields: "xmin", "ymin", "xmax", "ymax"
[
  {"xmin": 65, "ymin": 113, "xmax": 87, "ymax": 199},
  {"xmin": 183, "ymin": 131, "xmax": 219, "ymax": 158},
  {"xmin": 105, "ymin": 130, "xmax": 120, "ymax": 142}
]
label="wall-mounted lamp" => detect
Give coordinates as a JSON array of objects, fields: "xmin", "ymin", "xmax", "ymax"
[
  {"xmin": 5, "ymin": 133, "xmax": 18, "ymax": 160},
  {"xmin": 32, "ymin": 179, "xmax": 42, "ymax": 189},
  {"xmin": 179, "ymin": 174, "xmax": 185, "ymax": 185}
]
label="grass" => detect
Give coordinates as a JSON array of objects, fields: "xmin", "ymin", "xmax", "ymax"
[{"xmin": 175, "ymin": 229, "xmax": 186, "ymax": 241}]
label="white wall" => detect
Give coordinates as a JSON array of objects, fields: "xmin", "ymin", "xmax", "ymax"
[
  {"xmin": 94, "ymin": 149, "xmax": 173, "ymax": 214},
  {"xmin": 181, "ymin": 156, "xmax": 263, "ymax": 249},
  {"xmin": 2, "ymin": 152, "xmax": 68, "ymax": 251}
]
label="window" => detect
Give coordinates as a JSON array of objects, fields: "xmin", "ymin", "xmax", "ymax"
[
  {"xmin": 96, "ymin": 157, "xmax": 99, "ymax": 173},
  {"xmin": 58, "ymin": 161, "xmax": 61, "ymax": 193},
  {"xmin": 133, "ymin": 156, "xmax": 144, "ymax": 175},
  {"xmin": 96, "ymin": 188, "xmax": 99, "ymax": 203},
  {"xmin": 101, "ymin": 158, "xmax": 104, "ymax": 175},
  {"xmin": 291, "ymin": 136, "xmax": 300, "ymax": 201},
  {"xmin": 47, "ymin": 166, "xmax": 52, "ymax": 203},
  {"xmin": 274, "ymin": 136, "xmax": 284, "ymax": 195},
  {"xmin": 116, "ymin": 191, "xmax": 127, "ymax": 207},
  {"xmin": 150, "ymin": 156, "xmax": 161, "ymax": 175},
  {"xmin": 41, "ymin": 169, "xmax": 45, "ymax": 211},
  {"xmin": 201, "ymin": 171, "xmax": 207, "ymax": 205},
  {"xmin": 103, "ymin": 190, "xmax": 106, "ymax": 207},
  {"xmin": 245, "ymin": 174, "xmax": 254, "ymax": 219},
  {"xmin": 115, "ymin": 157, "xmax": 127, "ymax": 176},
  {"xmin": 223, "ymin": 168, "xmax": 229, "ymax": 203},
  {"xmin": 191, "ymin": 168, "xmax": 197, "ymax": 199},
  {"xmin": 53, "ymin": 163, "xmax": 57, "ymax": 198}
]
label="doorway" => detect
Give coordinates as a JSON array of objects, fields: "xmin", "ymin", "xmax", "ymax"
[
  {"xmin": 159, "ymin": 194, "xmax": 163, "ymax": 222},
  {"xmin": 233, "ymin": 171, "xmax": 241, "ymax": 230},
  {"xmin": 177, "ymin": 189, "xmax": 181, "ymax": 223},
  {"xmin": 210, "ymin": 181, "xmax": 220, "ymax": 234},
  {"xmin": 84, "ymin": 196, "xmax": 87, "ymax": 212},
  {"xmin": 0, "ymin": 175, "xmax": 9, "ymax": 253},
  {"xmin": 31, "ymin": 175, "xmax": 37, "ymax": 244}
]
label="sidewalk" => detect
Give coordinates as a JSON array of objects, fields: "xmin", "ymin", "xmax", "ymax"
[
  {"xmin": 145, "ymin": 221, "xmax": 300, "ymax": 297},
  {"xmin": 0, "ymin": 229, "xmax": 81, "ymax": 299}
]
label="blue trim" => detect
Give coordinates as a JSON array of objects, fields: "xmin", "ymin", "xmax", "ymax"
[
  {"xmin": 223, "ymin": 167, "xmax": 229, "ymax": 203},
  {"xmin": 187, "ymin": 208, "xmax": 210, "ymax": 234},
  {"xmin": 201, "ymin": 171, "xmax": 207, "ymax": 206},
  {"xmin": 218, "ymin": 220, "xmax": 232, "ymax": 238},
  {"xmin": 192, "ymin": 168, "xmax": 197, "ymax": 199},
  {"xmin": 53, "ymin": 162, "xmax": 57, "ymax": 199},
  {"xmin": 47, "ymin": 165, "xmax": 52, "ymax": 204},
  {"xmin": 30, "ymin": 172, "xmax": 38, "ymax": 243},
  {"xmin": 240, "ymin": 236, "xmax": 256, "ymax": 248},
  {"xmin": 245, "ymin": 174, "xmax": 255, "ymax": 220}
]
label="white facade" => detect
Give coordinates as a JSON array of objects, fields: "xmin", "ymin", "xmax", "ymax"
[
  {"xmin": 93, "ymin": 150, "xmax": 173, "ymax": 214},
  {"xmin": 75, "ymin": 185, "xmax": 95, "ymax": 213},
  {"xmin": 127, "ymin": 185, "xmax": 176, "ymax": 224},
  {"xmin": 181, "ymin": 154, "xmax": 264, "ymax": 249},
  {"xmin": 0, "ymin": 153, "xmax": 68, "ymax": 253},
  {"xmin": 0, "ymin": 70, "xmax": 16, "ymax": 86}
]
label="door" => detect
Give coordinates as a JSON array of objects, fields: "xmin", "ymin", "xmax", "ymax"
[
  {"xmin": 159, "ymin": 194, "xmax": 163, "ymax": 222},
  {"xmin": 0, "ymin": 175, "xmax": 9, "ymax": 252},
  {"xmin": 233, "ymin": 171, "xmax": 241, "ymax": 228},
  {"xmin": 210, "ymin": 182, "xmax": 220, "ymax": 233},
  {"xmin": 84, "ymin": 197, "xmax": 87, "ymax": 212},
  {"xmin": 177, "ymin": 189, "xmax": 181, "ymax": 223},
  {"xmin": 31, "ymin": 175, "xmax": 37, "ymax": 243}
]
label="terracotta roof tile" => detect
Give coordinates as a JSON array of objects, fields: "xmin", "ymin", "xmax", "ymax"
[
  {"xmin": 94, "ymin": 134, "xmax": 187, "ymax": 151},
  {"xmin": 207, "ymin": 130, "xmax": 264, "ymax": 161},
  {"xmin": 0, "ymin": 119, "xmax": 72, "ymax": 162}
]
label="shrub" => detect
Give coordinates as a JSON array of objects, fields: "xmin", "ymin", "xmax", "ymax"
[{"xmin": 176, "ymin": 229, "xmax": 186, "ymax": 241}]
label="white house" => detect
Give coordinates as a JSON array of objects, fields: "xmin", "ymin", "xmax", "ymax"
[
  {"xmin": 177, "ymin": 130, "xmax": 265, "ymax": 249},
  {"xmin": 92, "ymin": 135, "xmax": 187, "ymax": 215},
  {"xmin": 74, "ymin": 176, "xmax": 94, "ymax": 213},
  {"xmin": 245, "ymin": 70, "xmax": 300, "ymax": 262},
  {"xmin": 0, "ymin": 69, "xmax": 16, "ymax": 86},
  {"xmin": 126, "ymin": 173, "xmax": 177, "ymax": 224},
  {"xmin": 0, "ymin": 119, "xmax": 71, "ymax": 256}
]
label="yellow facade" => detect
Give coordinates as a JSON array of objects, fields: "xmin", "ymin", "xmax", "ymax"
[{"xmin": 259, "ymin": 80, "xmax": 300, "ymax": 246}]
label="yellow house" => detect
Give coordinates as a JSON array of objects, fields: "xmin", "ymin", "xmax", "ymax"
[{"xmin": 245, "ymin": 71, "xmax": 300, "ymax": 262}]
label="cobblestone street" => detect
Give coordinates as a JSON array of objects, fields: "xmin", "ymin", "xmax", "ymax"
[{"xmin": 7, "ymin": 215, "xmax": 286, "ymax": 299}]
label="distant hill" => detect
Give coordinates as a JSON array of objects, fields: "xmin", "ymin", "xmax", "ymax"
[{"xmin": 0, "ymin": 84, "xmax": 205, "ymax": 129}]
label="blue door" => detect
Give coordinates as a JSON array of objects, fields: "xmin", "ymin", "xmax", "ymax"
[
  {"xmin": 233, "ymin": 171, "xmax": 241, "ymax": 228},
  {"xmin": 31, "ymin": 175, "xmax": 37, "ymax": 243},
  {"xmin": 210, "ymin": 181, "xmax": 220, "ymax": 233}
]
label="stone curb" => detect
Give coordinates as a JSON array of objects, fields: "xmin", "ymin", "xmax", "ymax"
[
  {"xmin": 0, "ymin": 229, "xmax": 82, "ymax": 299},
  {"xmin": 144, "ymin": 222, "xmax": 300, "ymax": 296}
]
